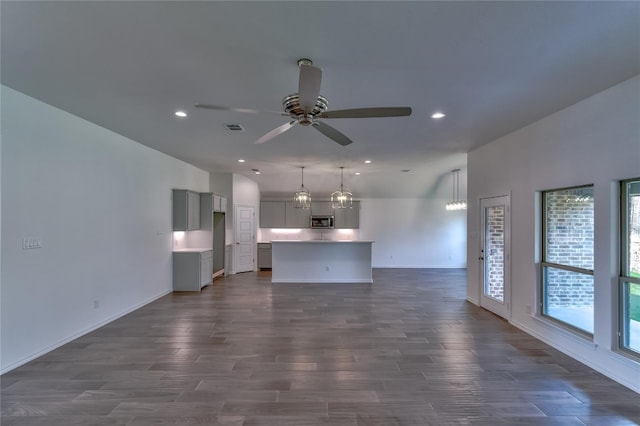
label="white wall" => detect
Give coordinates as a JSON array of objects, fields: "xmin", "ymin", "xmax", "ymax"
[
  {"xmin": 467, "ymin": 75, "xmax": 640, "ymax": 393},
  {"xmin": 360, "ymin": 198, "xmax": 467, "ymax": 268},
  {"xmin": 0, "ymin": 86, "xmax": 210, "ymax": 373}
]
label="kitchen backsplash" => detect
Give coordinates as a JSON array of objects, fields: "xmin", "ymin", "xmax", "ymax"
[
  {"xmin": 173, "ymin": 230, "xmax": 213, "ymax": 250},
  {"xmin": 258, "ymin": 228, "xmax": 359, "ymax": 242}
]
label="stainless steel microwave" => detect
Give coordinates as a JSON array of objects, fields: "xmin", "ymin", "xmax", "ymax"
[{"xmin": 310, "ymin": 215, "xmax": 334, "ymax": 229}]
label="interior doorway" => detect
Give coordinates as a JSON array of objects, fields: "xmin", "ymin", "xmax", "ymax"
[{"xmin": 234, "ymin": 205, "xmax": 255, "ymax": 273}]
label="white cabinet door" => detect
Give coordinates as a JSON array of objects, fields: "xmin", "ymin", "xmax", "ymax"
[{"xmin": 187, "ymin": 191, "xmax": 200, "ymax": 230}]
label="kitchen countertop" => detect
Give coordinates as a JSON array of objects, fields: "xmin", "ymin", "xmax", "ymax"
[{"xmin": 173, "ymin": 248, "xmax": 212, "ymax": 253}]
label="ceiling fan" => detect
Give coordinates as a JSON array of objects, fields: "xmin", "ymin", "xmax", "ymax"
[{"xmin": 195, "ymin": 59, "xmax": 412, "ymax": 146}]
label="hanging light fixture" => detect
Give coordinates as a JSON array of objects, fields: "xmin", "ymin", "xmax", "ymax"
[
  {"xmin": 331, "ymin": 167, "xmax": 353, "ymax": 209},
  {"xmin": 446, "ymin": 168, "xmax": 467, "ymax": 211},
  {"xmin": 293, "ymin": 166, "xmax": 311, "ymax": 209}
]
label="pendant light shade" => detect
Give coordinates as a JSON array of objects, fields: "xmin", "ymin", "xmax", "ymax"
[
  {"xmin": 293, "ymin": 166, "xmax": 311, "ymax": 209},
  {"xmin": 331, "ymin": 167, "xmax": 353, "ymax": 209},
  {"xmin": 446, "ymin": 168, "xmax": 467, "ymax": 211}
]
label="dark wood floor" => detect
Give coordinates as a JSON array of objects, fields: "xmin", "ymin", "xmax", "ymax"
[{"xmin": 2, "ymin": 269, "xmax": 639, "ymax": 425}]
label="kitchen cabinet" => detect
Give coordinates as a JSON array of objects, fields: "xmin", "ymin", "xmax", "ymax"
[
  {"xmin": 310, "ymin": 201, "xmax": 334, "ymax": 216},
  {"xmin": 285, "ymin": 201, "xmax": 311, "ymax": 228},
  {"xmin": 257, "ymin": 242, "xmax": 272, "ymax": 269},
  {"xmin": 214, "ymin": 194, "xmax": 227, "ymax": 213},
  {"xmin": 172, "ymin": 249, "xmax": 212, "ymax": 291},
  {"xmin": 260, "ymin": 201, "xmax": 286, "ymax": 228},
  {"xmin": 334, "ymin": 201, "xmax": 360, "ymax": 228},
  {"xmin": 173, "ymin": 189, "xmax": 200, "ymax": 231},
  {"xmin": 199, "ymin": 193, "xmax": 213, "ymax": 231}
]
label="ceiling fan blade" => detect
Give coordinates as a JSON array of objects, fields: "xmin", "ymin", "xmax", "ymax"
[
  {"xmin": 318, "ymin": 107, "xmax": 412, "ymax": 119},
  {"xmin": 298, "ymin": 64, "xmax": 322, "ymax": 111},
  {"xmin": 255, "ymin": 121, "xmax": 297, "ymax": 144},
  {"xmin": 312, "ymin": 121, "xmax": 353, "ymax": 146},
  {"xmin": 195, "ymin": 104, "xmax": 285, "ymax": 116}
]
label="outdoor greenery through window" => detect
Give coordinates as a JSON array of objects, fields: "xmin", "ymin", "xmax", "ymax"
[
  {"xmin": 541, "ymin": 185, "xmax": 594, "ymax": 334},
  {"xmin": 620, "ymin": 178, "xmax": 640, "ymax": 357}
]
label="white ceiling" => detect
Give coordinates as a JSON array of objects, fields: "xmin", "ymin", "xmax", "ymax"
[{"xmin": 2, "ymin": 1, "xmax": 639, "ymax": 198}]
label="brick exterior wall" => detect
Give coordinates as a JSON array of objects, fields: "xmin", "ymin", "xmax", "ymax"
[
  {"xmin": 486, "ymin": 205, "xmax": 504, "ymax": 301},
  {"xmin": 544, "ymin": 189, "xmax": 594, "ymax": 308}
]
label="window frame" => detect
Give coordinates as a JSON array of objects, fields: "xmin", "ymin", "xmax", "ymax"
[
  {"xmin": 619, "ymin": 177, "xmax": 640, "ymax": 359},
  {"xmin": 540, "ymin": 184, "xmax": 595, "ymax": 337}
]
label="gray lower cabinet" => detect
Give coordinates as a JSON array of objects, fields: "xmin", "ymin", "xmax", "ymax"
[
  {"xmin": 257, "ymin": 243, "xmax": 272, "ymax": 269},
  {"xmin": 173, "ymin": 250, "xmax": 212, "ymax": 291}
]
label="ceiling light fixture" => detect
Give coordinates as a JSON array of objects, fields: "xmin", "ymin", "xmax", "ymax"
[
  {"xmin": 251, "ymin": 168, "xmax": 260, "ymax": 175},
  {"xmin": 331, "ymin": 167, "xmax": 353, "ymax": 209},
  {"xmin": 446, "ymin": 169, "xmax": 466, "ymax": 211},
  {"xmin": 238, "ymin": 159, "xmax": 245, "ymax": 163},
  {"xmin": 293, "ymin": 166, "xmax": 311, "ymax": 209},
  {"xmin": 431, "ymin": 112, "xmax": 446, "ymax": 119},
  {"xmin": 364, "ymin": 160, "xmax": 372, "ymax": 164},
  {"xmin": 174, "ymin": 111, "xmax": 187, "ymax": 118}
]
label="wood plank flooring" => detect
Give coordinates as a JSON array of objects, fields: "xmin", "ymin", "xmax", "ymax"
[{"xmin": 2, "ymin": 268, "xmax": 639, "ymax": 425}]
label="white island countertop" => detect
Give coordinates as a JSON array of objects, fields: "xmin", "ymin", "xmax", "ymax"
[{"xmin": 270, "ymin": 240, "xmax": 373, "ymax": 284}]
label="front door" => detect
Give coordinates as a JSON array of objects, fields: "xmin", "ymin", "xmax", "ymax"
[
  {"xmin": 479, "ymin": 195, "xmax": 511, "ymax": 319},
  {"xmin": 234, "ymin": 205, "xmax": 255, "ymax": 273}
]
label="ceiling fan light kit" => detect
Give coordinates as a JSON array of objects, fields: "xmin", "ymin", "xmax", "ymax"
[
  {"xmin": 331, "ymin": 167, "xmax": 353, "ymax": 209},
  {"xmin": 446, "ymin": 168, "xmax": 467, "ymax": 211},
  {"xmin": 195, "ymin": 58, "xmax": 412, "ymax": 146}
]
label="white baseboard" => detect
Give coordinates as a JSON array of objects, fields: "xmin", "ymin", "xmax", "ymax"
[{"xmin": 1, "ymin": 288, "xmax": 173, "ymax": 375}]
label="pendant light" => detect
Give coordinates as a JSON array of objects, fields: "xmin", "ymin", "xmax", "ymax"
[
  {"xmin": 293, "ymin": 166, "xmax": 311, "ymax": 209},
  {"xmin": 446, "ymin": 168, "xmax": 467, "ymax": 211},
  {"xmin": 331, "ymin": 167, "xmax": 353, "ymax": 209}
]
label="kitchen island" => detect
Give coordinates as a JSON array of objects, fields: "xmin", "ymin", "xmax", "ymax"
[{"xmin": 270, "ymin": 240, "xmax": 373, "ymax": 283}]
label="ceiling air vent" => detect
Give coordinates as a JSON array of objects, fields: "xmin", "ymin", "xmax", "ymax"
[{"xmin": 225, "ymin": 124, "xmax": 244, "ymax": 131}]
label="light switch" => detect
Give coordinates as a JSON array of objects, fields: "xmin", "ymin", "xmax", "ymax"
[{"xmin": 22, "ymin": 238, "xmax": 42, "ymax": 250}]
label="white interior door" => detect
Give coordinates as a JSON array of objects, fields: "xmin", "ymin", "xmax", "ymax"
[
  {"xmin": 234, "ymin": 205, "xmax": 255, "ymax": 273},
  {"xmin": 479, "ymin": 195, "xmax": 511, "ymax": 319}
]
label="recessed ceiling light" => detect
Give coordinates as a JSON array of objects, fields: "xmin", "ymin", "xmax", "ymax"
[
  {"xmin": 402, "ymin": 169, "xmax": 411, "ymax": 173},
  {"xmin": 238, "ymin": 159, "xmax": 245, "ymax": 163},
  {"xmin": 364, "ymin": 160, "xmax": 372, "ymax": 164},
  {"xmin": 174, "ymin": 110, "xmax": 187, "ymax": 118},
  {"xmin": 355, "ymin": 172, "xmax": 361, "ymax": 175},
  {"xmin": 431, "ymin": 112, "xmax": 446, "ymax": 119},
  {"xmin": 251, "ymin": 168, "xmax": 260, "ymax": 175}
]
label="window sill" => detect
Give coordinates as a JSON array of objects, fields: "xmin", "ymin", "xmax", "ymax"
[{"xmin": 531, "ymin": 314, "xmax": 597, "ymax": 349}]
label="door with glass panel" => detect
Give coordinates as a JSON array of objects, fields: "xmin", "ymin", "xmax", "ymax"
[
  {"xmin": 479, "ymin": 195, "xmax": 511, "ymax": 319},
  {"xmin": 621, "ymin": 178, "xmax": 640, "ymax": 358}
]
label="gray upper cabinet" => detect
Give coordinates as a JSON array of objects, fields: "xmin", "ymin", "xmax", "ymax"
[
  {"xmin": 310, "ymin": 201, "xmax": 334, "ymax": 216},
  {"xmin": 285, "ymin": 202, "xmax": 311, "ymax": 228},
  {"xmin": 199, "ymin": 193, "xmax": 213, "ymax": 231},
  {"xmin": 213, "ymin": 194, "xmax": 228, "ymax": 213},
  {"xmin": 334, "ymin": 201, "xmax": 360, "ymax": 228},
  {"xmin": 173, "ymin": 189, "xmax": 200, "ymax": 231},
  {"xmin": 260, "ymin": 201, "xmax": 286, "ymax": 228}
]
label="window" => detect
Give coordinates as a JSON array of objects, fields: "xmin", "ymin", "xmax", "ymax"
[
  {"xmin": 541, "ymin": 185, "xmax": 594, "ymax": 335},
  {"xmin": 620, "ymin": 178, "xmax": 640, "ymax": 357}
]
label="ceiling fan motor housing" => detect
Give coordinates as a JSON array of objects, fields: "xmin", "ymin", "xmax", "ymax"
[{"xmin": 283, "ymin": 94, "xmax": 328, "ymax": 126}]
